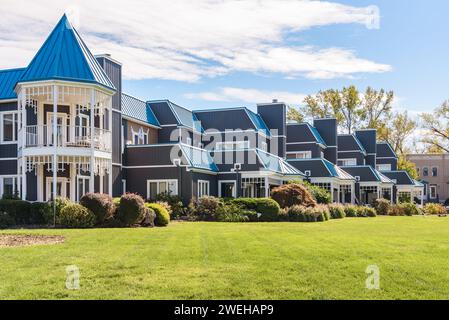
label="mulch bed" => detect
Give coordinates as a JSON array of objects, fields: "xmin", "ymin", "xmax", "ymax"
[{"xmin": 0, "ymin": 234, "xmax": 65, "ymax": 248}]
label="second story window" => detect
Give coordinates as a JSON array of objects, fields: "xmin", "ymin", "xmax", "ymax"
[
  {"xmin": 376, "ymin": 164, "xmax": 391, "ymax": 171},
  {"xmin": 432, "ymin": 167, "xmax": 438, "ymax": 177},
  {"xmin": 287, "ymin": 151, "xmax": 312, "ymax": 159},
  {"xmin": 338, "ymin": 158, "xmax": 357, "ymax": 166},
  {"xmin": 423, "ymin": 167, "xmax": 429, "ymax": 177},
  {"xmin": 216, "ymin": 141, "xmax": 250, "ymax": 151},
  {"xmin": 1, "ymin": 113, "xmax": 18, "ymax": 143}
]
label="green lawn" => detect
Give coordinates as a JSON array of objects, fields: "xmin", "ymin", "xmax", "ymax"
[{"xmin": 1, "ymin": 216, "xmax": 449, "ymax": 300}]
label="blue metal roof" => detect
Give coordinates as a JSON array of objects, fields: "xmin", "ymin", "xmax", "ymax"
[
  {"xmin": 180, "ymin": 144, "xmax": 218, "ymax": 172},
  {"xmin": 18, "ymin": 15, "xmax": 115, "ymax": 91},
  {"xmin": 153, "ymin": 100, "xmax": 204, "ymax": 133},
  {"xmin": 121, "ymin": 93, "xmax": 160, "ymax": 127},
  {"xmin": 0, "ymin": 68, "xmax": 25, "ymax": 100},
  {"xmin": 308, "ymin": 125, "xmax": 327, "ymax": 146},
  {"xmin": 256, "ymin": 149, "xmax": 304, "ymax": 175},
  {"xmin": 246, "ymin": 109, "xmax": 271, "ymax": 136}
]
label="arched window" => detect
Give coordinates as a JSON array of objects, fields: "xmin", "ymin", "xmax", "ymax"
[{"xmin": 423, "ymin": 167, "xmax": 429, "ymax": 177}]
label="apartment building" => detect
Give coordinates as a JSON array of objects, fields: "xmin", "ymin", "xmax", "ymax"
[{"xmin": 0, "ymin": 15, "xmax": 424, "ymax": 206}]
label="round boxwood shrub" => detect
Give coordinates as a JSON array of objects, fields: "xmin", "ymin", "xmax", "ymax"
[
  {"xmin": 271, "ymin": 184, "xmax": 317, "ymax": 209},
  {"xmin": 117, "ymin": 193, "xmax": 146, "ymax": 226},
  {"xmin": 59, "ymin": 203, "xmax": 95, "ymax": 228},
  {"xmin": 304, "ymin": 183, "xmax": 332, "ymax": 204},
  {"xmin": 255, "ymin": 198, "xmax": 280, "ymax": 222},
  {"xmin": 374, "ymin": 199, "xmax": 391, "ymax": 216},
  {"xmin": 80, "ymin": 193, "xmax": 115, "ymax": 225},
  {"xmin": 146, "ymin": 203, "xmax": 170, "ymax": 226},
  {"xmin": 0, "ymin": 199, "xmax": 31, "ymax": 225},
  {"xmin": 328, "ymin": 204, "xmax": 346, "ymax": 219},
  {"xmin": 188, "ymin": 196, "xmax": 222, "ymax": 221},
  {"xmin": 29, "ymin": 202, "xmax": 52, "ymax": 225}
]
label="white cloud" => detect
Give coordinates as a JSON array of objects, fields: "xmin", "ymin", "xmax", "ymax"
[
  {"xmin": 185, "ymin": 87, "xmax": 307, "ymax": 105},
  {"xmin": 0, "ymin": 0, "xmax": 390, "ymax": 81}
]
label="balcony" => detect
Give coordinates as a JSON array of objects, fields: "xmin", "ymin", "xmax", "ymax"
[{"xmin": 19, "ymin": 125, "xmax": 111, "ymax": 152}]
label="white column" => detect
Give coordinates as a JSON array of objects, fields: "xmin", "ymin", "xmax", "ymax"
[
  {"xmin": 336, "ymin": 183, "xmax": 340, "ymax": 203},
  {"xmin": 21, "ymin": 157, "xmax": 27, "ymax": 200},
  {"xmin": 108, "ymin": 107, "xmax": 113, "ymax": 196},
  {"xmin": 264, "ymin": 177, "xmax": 269, "ymax": 198},
  {"xmin": 351, "ymin": 182, "xmax": 355, "ymax": 204},
  {"xmin": 53, "ymin": 85, "xmax": 58, "ymax": 201},
  {"xmin": 89, "ymin": 89, "xmax": 95, "ymax": 193},
  {"xmin": 70, "ymin": 162, "xmax": 76, "ymax": 201},
  {"xmin": 390, "ymin": 186, "xmax": 394, "ymax": 204},
  {"xmin": 100, "ymin": 171, "xmax": 104, "ymax": 194},
  {"xmin": 21, "ymin": 92, "xmax": 27, "ymax": 200},
  {"xmin": 330, "ymin": 182, "xmax": 334, "ymax": 203},
  {"xmin": 37, "ymin": 164, "xmax": 43, "ymax": 202},
  {"xmin": 420, "ymin": 189, "xmax": 424, "ymax": 207}
]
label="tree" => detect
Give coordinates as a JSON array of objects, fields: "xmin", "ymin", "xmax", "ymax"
[
  {"xmin": 302, "ymin": 86, "xmax": 393, "ymax": 134},
  {"xmin": 421, "ymin": 101, "xmax": 449, "ymax": 153},
  {"xmin": 286, "ymin": 106, "xmax": 304, "ymax": 123},
  {"xmin": 398, "ymin": 156, "xmax": 418, "ymax": 180},
  {"xmin": 378, "ymin": 111, "xmax": 417, "ymax": 155},
  {"xmin": 361, "ymin": 87, "xmax": 394, "ymax": 129}
]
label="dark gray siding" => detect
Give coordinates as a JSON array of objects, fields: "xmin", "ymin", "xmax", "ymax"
[
  {"xmin": 0, "ymin": 101, "xmax": 17, "ymax": 112},
  {"xmin": 0, "ymin": 144, "xmax": 17, "ymax": 158},
  {"xmin": 158, "ymin": 126, "xmax": 179, "ymax": 143},
  {"xmin": 382, "ymin": 171, "xmax": 414, "ymax": 185},
  {"xmin": 96, "ymin": 56, "xmax": 122, "ymax": 111},
  {"xmin": 149, "ymin": 102, "xmax": 178, "ymax": 125},
  {"xmin": 287, "ymin": 124, "xmax": 316, "ymax": 143},
  {"xmin": 287, "ymin": 160, "xmax": 331, "ymax": 178},
  {"xmin": 112, "ymin": 110, "xmax": 122, "ymax": 165},
  {"xmin": 355, "ymin": 130, "xmax": 376, "ymax": 167},
  {"xmin": 314, "ymin": 118, "xmax": 337, "ymax": 146},
  {"xmin": 257, "ymin": 103, "xmax": 286, "ymax": 136},
  {"xmin": 341, "ymin": 167, "xmax": 378, "ymax": 182},
  {"xmin": 26, "ymin": 172, "xmax": 37, "ymax": 201},
  {"xmin": 124, "ymin": 145, "xmax": 187, "ymax": 167},
  {"xmin": 213, "ymin": 150, "xmax": 263, "ymax": 172},
  {"xmin": 112, "ymin": 164, "xmax": 122, "ymax": 197},
  {"xmin": 0, "ymin": 159, "xmax": 17, "ymax": 175},
  {"xmin": 338, "ymin": 151, "xmax": 365, "ymax": 166},
  {"xmin": 287, "ymin": 143, "xmax": 322, "ymax": 158},
  {"xmin": 376, "ymin": 158, "xmax": 398, "ymax": 171},
  {"xmin": 191, "ymin": 172, "xmax": 218, "ymax": 198},
  {"xmin": 195, "ymin": 109, "xmax": 254, "ymax": 132}
]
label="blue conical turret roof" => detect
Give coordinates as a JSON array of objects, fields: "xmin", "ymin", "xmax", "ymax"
[{"xmin": 18, "ymin": 14, "xmax": 115, "ymax": 91}]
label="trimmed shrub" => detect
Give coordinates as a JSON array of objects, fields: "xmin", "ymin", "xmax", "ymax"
[
  {"xmin": 287, "ymin": 205, "xmax": 326, "ymax": 222},
  {"xmin": 315, "ymin": 205, "xmax": 331, "ymax": 221},
  {"xmin": 188, "ymin": 196, "xmax": 222, "ymax": 221},
  {"xmin": 271, "ymin": 184, "xmax": 317, "ymax": 209},
  {"xmin": 154, "ymin": 193, "xmax": 184, "ymax": 218},
  {"xmin": 256, "ymin": 198, "xmax": 280, "ymax": 222},
  {"xmin": 344, "ymin": 205, "xmax": 358, "ymax": 217},
  {"xmin": 29, "ymin": 202, "xmax": 51, "ymax": 225},
  {"xmin": 215, "ymin": 203, "xmax": 253, "ymax": 222},
  {"xmin": 46, "ymin": 198, "xmax": 71, "ymax": 225},
  {"xmin": 80, "ymin": 193, "xmax": 115, "ymax": 225},
  {"xmin": 424, "ymin": 203, "xmax": 447, "ymax": 216},
  {"xmin": 374, "ymin": 199, "xmax": 391, "ymax": 216},
  {"xmin": 231, "ymin": 198, "xmax": 258, "ymax": 210},
  {"xmin": 388, "ymin": 205, "xmax": 406, "ymax": 216},
  {"xmin": 146, "ymin": 203, "xmax": 170, "ymax": 226},
  {"xmin": 328, "ymin": 204, "xmax": 346, "ymax": 219},
  {"xmin": 356, "ymin": 206, "xmax": 377, "ymax": 217},
  {"xmin": 117, "ymin": 193, "xmax": 146, "ymax": 226},
  {"xmin": 0, "ymin": 199, "xmax": 31, "ymax": 225},
  {"xmin": 304, "ymin": 183, "xmax": 332, "ymax": 204},
  {"xmin": 400, "ymin": 203, "xmax": 421, "ymax": 216},
  {"xmin": 59, "ymin": 203, "xmax": 95, "ymax": 228},
  {"xmin": 278, "ymin": 208, "xmax": 289, "ymax": 222},
  {"xmin": 287, "ymin": 205, "xmax": 308, "ymax": 222},
  {"xmin": 0, "ymin": 212, "xmax": 14, "ymax": 229}
]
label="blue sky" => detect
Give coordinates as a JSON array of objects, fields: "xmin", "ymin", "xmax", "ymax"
[
  {"xmin": 121, "ymin": 0, "xmax": 449, "ymax": 114},
  {"xmin": 2, "ymin": 0, "xmax": 448, "ymax": 115}
]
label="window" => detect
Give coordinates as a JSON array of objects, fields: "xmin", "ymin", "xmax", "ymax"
[
  {"xmin": 286, "ymin": 151, "xmax": 312, "ymax": 159},
  {"xmin": 132, "ymin": 127, "xmax": 149, "ymax": 145},
  {"xmin": 376, "ymin": 164, "xmax": 391, "ymax": 171},
  {"xmin": 1, "ymin": 113, "xmax": 18, "ymax": 142},
  {"xmin": 198, "ymin": 180, "xmax": 210, "ymax": 198},
  {"xmin": 77, "ymin": 176, "xmax": 90, "ymax": 201},
  {"xmin": 216, "ymin": 140, "xmax": 250, "ymax": 150},
  {"xmin": 1, "ymin": 176, "xmax": 18, "ymax": 198},
  {"xmin": 339, "ymin": 159, "xmax": 357, "ymax": 166},
  {"xmin": 147, "ymin": 180, "xmax": 178, "ymax": 200},
  {"xmin": 423, "ymin": 167, "xmax": 429, "ymax": 177},
  {"xmin": 430, "ymin": 185, "xmax": 437, "ymax": 199},
  {"xmin": 432, "ymin": 167, "xmax": 438, "ymax": 177}
]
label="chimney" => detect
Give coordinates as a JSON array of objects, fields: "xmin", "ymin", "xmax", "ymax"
[
  {"xmin": 313, "ymin": 118, "xmax": 337, "ymax": 164},
  {"xmin": 355, "ymin": 129, "xmax": 377, "ymax": 167},
  {"xmin": 257, "ymin": 102, "xmax": 286, "ymax": 158}
]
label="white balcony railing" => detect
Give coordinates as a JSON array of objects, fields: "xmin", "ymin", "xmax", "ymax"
[{"xmin": 19, "ymin": 125, "xmax": 111, "ymax": 152}]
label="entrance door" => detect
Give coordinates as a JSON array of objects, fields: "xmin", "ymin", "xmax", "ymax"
[
  {"xmin": 47, "ymin": 113, "xmax": 67, "ymax": 146},
  {"xmin": 220, "ymin": 181, "xmax": 236, "ymax": 198}
]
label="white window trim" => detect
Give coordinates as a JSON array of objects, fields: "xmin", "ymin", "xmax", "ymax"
[
  {"xmin": 147, "ymin": 179, "xmax": 178, "ymax": 199},
  {"xmin": 197, "ymin": 180, "xmax": 210, "ymax": 198},
  {"xmin": 339, "ymin": 158, "xmax": 357, "ymax": 166},
  {"xmin": 287, "ymin": 151, "xmax": 312, "ymax": 159},
  {"xmin": 131, "ymin": 127, "xmax": 149, "ymax": 145},
  {"xmin": 1, "ymin": 112, "xmax": 18, "ymax": 144},
  {"xmin": 429, "ymin": 185, "xmax": 437, "ymax": 199},
  {"xmin": 216, "ymin": 140, "xmax": 250, "ymax": 151},
  {"xmin": 122, "ymin": 179, "xmax": 126, "ymax": 194},
  {"xmin": 45, "ymin": 177, "xmax": 69, "ymax": 201},
  {"xmin": 76, "ymin": 175, "xmax": 90, "ymax": 201},
  {"xmin": 218, "ymin": 180, "xmax": 236, "ymax": 198},
  {"xmin": 0, "ymin": 175, "xmax": 19, "ymax": 198},
  {"xmin": 376, "ymin": 164, "xmax": 391, "ymax": 171}
]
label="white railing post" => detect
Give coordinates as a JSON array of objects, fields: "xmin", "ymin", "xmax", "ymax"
[
  {"xmin": 89, "ymin": 89, "xmax": 95, "ymax": 193},
  {"xmin": 53, "ymin": 85, "xmax": 58, "ymax": 205}
]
